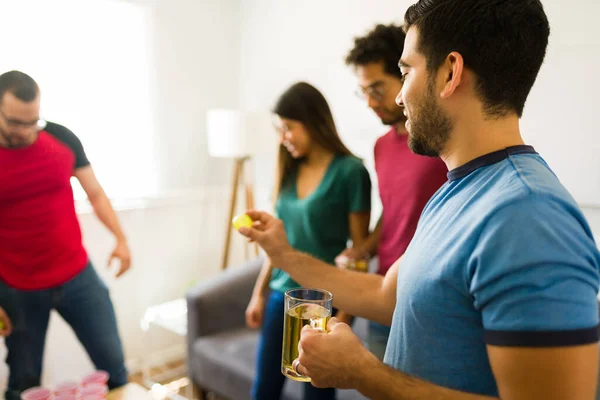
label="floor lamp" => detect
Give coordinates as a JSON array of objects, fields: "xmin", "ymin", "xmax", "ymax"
[{"xmin": 207, "ymin": 109, "xmax": 274, "ymax": 270}]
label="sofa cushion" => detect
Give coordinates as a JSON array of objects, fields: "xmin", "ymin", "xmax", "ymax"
[{"xmin": 191, "ymin": 328, "xmax": 257, "ymax": 400}]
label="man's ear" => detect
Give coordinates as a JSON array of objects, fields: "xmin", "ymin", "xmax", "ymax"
[{"xmin": 440, "ymin": 51, "xmax": 464, "ymax": 99}]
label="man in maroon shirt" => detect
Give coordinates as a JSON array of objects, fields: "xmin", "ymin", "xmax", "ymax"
[
  {"xmin": 339, "ymin": 24, "xmax": 448, "ymax": 359},
  {"xmin": 0, "ymin": 71, "xmax": 130, "ymax": 399}
]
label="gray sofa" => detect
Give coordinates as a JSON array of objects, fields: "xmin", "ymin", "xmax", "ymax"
[{"xmin": 186, "ymin": 257, "xmax": 368, "ymax": 400}]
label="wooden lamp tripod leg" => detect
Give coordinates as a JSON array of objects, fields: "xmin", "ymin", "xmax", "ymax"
[
  {"xmin": 244, "ymin": 158, "xmax": 259, "ymax": 257},
  {"xmin": 221, "ymin": 157, "xmax": 243, "ymax": 270}
]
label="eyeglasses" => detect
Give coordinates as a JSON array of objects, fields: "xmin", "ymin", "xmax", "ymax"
[
  {"xmin": 0, "ymin": 108, "xmax": 46, "ymax": 131},
  {"xmin": 273, "ymin": 120, "xmax": 292, "ymax": 136},
  {"xmin": 354, "ymin": 83, "xmax": 388, "ymax": 102}
]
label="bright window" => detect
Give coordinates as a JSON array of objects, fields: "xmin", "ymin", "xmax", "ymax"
[{"xmin": 0, "ymin": 0, "xmax": 157, "ymax": 200}]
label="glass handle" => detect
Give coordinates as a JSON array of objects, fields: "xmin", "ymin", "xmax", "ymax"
[{"xmin": 310, "ymin": 317, "xmax": 327, "ymax": 333}]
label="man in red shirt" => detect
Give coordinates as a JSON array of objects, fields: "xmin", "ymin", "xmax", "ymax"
[
  {"xmin": 0, "ymin": 71, "xmax": 131, "ymax": 399},
  {"xmin": 339, "ymin": 24, "xmax": 448, "ymax": 359}
]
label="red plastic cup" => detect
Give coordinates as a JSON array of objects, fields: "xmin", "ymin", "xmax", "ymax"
[
  {"xmin": 81, "ymin": 370, "xmax": 109, "ymax": 387},
  {"xmin": 20, "ymin": 387, "xmax": 52, "ymax": 400},
  {"xmin": 80, "ymin": 383, "xmax": 108, "ymax": 398},
  {"xmin": 54, "ymin": 394, "xmax": 78, "ymax": 400},
  {"xmin": 54, "ymin": 381, "xmax": 79, "ymax": 396}
]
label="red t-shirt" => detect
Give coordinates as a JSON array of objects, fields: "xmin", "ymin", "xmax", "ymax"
[
  {"xmin": 374, "ymin": 128, "xmax": 448, "ymax": 274},
  {"xmin": 0, "ymin": 122, "xmax": 89, "ymax": 290}
]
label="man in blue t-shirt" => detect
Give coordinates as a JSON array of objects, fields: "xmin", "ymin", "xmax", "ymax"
[{"xmin": 239, "ymin": 0, "xmax": 600, "ymax": 399}]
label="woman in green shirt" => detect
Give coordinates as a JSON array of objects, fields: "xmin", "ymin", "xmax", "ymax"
[{"xmin": 246, "ymin": 82, "xmax": 371, "ymax": 400}]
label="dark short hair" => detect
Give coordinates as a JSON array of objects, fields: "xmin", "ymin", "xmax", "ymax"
[
  {"xmin": 0, "ymin": 70, "xmax": 39, "ymax": 103},
  {"xmin": 345, "ymin": 24, "xmax": 406, "ymax": 80},
  {"xmin": 404, "ymin": 0, "xmax": 550, "ymax": 117}
]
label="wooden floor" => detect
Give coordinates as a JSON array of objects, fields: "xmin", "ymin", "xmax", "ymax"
[{"xmin": 129, "ymin": 359, "xmax": 185, "ymax": 385}]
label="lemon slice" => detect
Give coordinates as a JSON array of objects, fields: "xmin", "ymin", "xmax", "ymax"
[{"xmin": 232, "ymin": 214, "xmax": 253, "ymax": 230}]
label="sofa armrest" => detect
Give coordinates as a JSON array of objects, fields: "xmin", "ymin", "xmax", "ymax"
[{"xmin": 186, "ymin": 257, "xmax": 264, "ymax": 347}]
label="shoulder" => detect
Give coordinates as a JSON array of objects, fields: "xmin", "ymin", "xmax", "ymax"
[
  {"xmin": 468, "ymin": 188, "xmax": 600, "ymax": 291},
  {"xmin": 44, "ymin": 122, "xmax": 75, "ymax": 137},
  {"xmin": 43, "ymin": 121, "xmax": 89, "ymax": 168},
  {"xmin": 440, "ymin": 154, "xmax": 595, "ymax": 255},
  {"xmin": 336, "ymin": 155, "xmax": 366, "ymax": 170},
  {"xmin": 506, "ymin": 153, "xmax": 571, "ymax": 198},
  {"xmin": 374, "ymin": 129, "xmax": 394, "ymax": 149},
  {"xmin": 335, "ymin": 155, "xmax": 369, "ymax": 178},
  {"xmin": 468, "ymin": 189, "xmax": 600, "ymax": 335},
  {"xmin": 487, "ymin": 192, "xmax": 587, "ymax": 231},
  {"xmin": 44, "ymin": 122, "xmax": 79, "ymax": 141},
  {"xmin": 472, "ymin": 154, "xmax": 576, "ymax": 213},
  {"xmin": 474, "ymin": 187, "xmax": 597, "ymax": 268}
]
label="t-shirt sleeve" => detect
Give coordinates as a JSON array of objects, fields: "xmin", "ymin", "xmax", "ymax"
[
  {"xmin": 44, "ymin": 122, "xmax": 90, "ymax": 170},
  {"xmin": 469, "ymin": 196, "xmax": 600, "ymax": 347},
  {"xmin": 345, "ymin": 158, "xmax": 372, "ymax": 213}
]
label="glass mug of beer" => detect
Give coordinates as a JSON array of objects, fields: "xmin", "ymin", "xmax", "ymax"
[{"xmin": 282, "ymin": 288, "xmax": 333, "ymax": 382}]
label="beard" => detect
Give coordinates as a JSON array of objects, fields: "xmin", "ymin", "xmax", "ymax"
[
  {"xmin": 407, "ymin": 79, "xmax": 452, "ymax": 157},
  {"xmin": 380, "ymin": 110, "xmax": 407, "ymax": 127},
  {"xmin": 0, "ymin": 126, "xmax": 37, "ymax": 149}
]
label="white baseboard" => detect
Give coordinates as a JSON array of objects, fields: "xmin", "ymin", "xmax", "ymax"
[{"xmin": 126, "ymin": 345, "xmax": 186, "ymax": 375}]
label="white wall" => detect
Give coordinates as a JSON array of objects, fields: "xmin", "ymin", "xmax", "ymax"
[
  {"xmin": 239, "ymin": 0, "xmax": 600, "ymax": 216},
  {"xmin": 1, "ymin": 0, "xmax": 599, "ymax": 390},
  {"xmin": 0, "ymin": 0, "xmax": 246, "ymax": 389},
  {"xmin": 151, "ymin": 0, "xmax": 241, "ymax": 191},
  {"xmin": 0, "ymin": 184, "xmax": 258, "ymax": 386},
  {"xmin": 52, "ymin": 191, "xmax": 230, "ymax": 382},
  {"xmin": 521, "ymin": 0, "xmax": 600, "ymax": 207},
  {"xmin": 239, "ymin": 0, "xmax": 412, "ymax": 216},
  {"xmin": 0, "ymin": 0, "xmax": 157, "ymax": 200},
  {"xmin": 0, "ymin": 189, "xmax": 228, "ymax": 386}
]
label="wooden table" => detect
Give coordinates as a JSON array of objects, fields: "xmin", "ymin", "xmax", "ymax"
[{"xmin": 106, "ymin": 383, "xmax": 153, "ymax": 400}]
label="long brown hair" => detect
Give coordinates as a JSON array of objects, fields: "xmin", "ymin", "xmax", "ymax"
[{"xmin": 272, "ymin": 82, "xmax": 354, "ymax": 198}]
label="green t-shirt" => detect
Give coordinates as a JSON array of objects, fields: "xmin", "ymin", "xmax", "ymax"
[{"xmin": 269, "ymin": 155, "xmax": 372, "ymax": 293}]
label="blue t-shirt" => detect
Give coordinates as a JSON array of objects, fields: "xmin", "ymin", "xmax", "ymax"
[{"xmin": 385, "ymin": 146, "xmax": 600, "ymax": 396}]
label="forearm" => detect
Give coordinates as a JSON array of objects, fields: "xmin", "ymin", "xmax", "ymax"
[
  {"xmin": 252, "ymin": 258, "xmax": 273, "ymax": 298},
  {"xmin": 357, "ymin": 355, "xmax": 498, "ymax": 400},
  {"xmin": 89, "ymin": 192, "xmax": 126, "ymax": 242},
  {"xmin": 272, "ymin": 250, "xmax": 393, "ymax": 324},
  {"xmin": 359, "ymin": 216, "xmax": 382, "ymax": 257},
  {"xmin": 334, "ymin": 310, "xmax": 353, "ymax": 324}
]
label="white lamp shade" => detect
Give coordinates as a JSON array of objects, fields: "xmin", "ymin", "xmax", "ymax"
[{"xmin": 207, "ymin": 109, "xmax": 275, "ymax": 158}]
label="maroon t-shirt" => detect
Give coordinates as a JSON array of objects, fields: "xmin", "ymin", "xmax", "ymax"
[
  {"xmin": 0, "ymin": 122, "xmax": 89, "ymax": 290},
  {"xmin": 375, "ymin": 128, "xmax": 448, "ymax": 275}
]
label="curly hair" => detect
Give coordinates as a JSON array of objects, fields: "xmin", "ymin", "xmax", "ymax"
[{"xmin": 345, "ymin": 24, "xmax": 405, "ymax": 79}]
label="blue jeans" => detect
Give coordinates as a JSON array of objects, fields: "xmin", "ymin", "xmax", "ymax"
[
  {"xmin": 0, "ymin": 262, "xmax": 127, "ymax": 400},
  {"xmin": 251, "ymin": 291, "xmax": 336, "ymax": 400},
  {"xmin": 367, "ymin": 321, "xmax": 391, "ymax": 361}
]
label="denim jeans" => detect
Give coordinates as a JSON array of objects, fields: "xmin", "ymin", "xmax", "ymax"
[
  {"xmin": 0, "ymin": 261, "xmax": 127, "ymax": 400},
  {"xmin": 251, "ymin": 290, "xmax": 336, "ymax": 400},
  {"xmin": 367, "ymin": 321, "xmax": 391, "ymax": 361}
]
